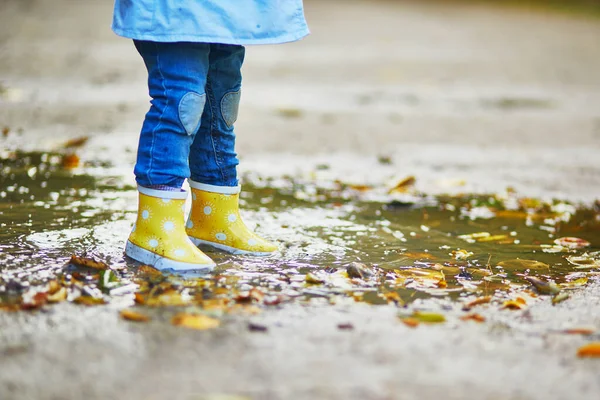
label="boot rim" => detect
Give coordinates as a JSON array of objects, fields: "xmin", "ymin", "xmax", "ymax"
[
  {"xmin": 138, "ymin": 185, "xmax": 187, "ymax": 199},
  {"xmin": 188, "ymin": 180, "xmax": 241, "ymax": 195}
]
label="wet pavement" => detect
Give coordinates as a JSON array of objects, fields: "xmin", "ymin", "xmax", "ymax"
[{"xmin": 1, "ymin": 1, "xmax": 600, "ymax": 399}]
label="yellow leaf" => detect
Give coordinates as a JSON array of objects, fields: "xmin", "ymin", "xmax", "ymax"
[
  {"xmin": 524, "ymin": 276, "xmax": 561, "ymax": 295},
  {"xmin": 451, "ymin": 249, "xmax": 473, "ymax": 260},
  {"xmin": 120, "ymin": 309, "xmax": 150, "ymax": 322},
  {"xmin": 306, "ymin": 272, "xmax": 325, "ymax": 284},
  {"xmin": 577, "ymin": 343, "xmax": 600, "ymax": 358},
  {"xmin": 73, "ymin": 296, "xmax": 105, "ymax": 306},
  {"xmin": 552, "ymin": 292, "xmax": 569, "ymax": 305},
  {"xmin": 172, "ymin": 313, "xmax": 220, "ymax": 330},
  {"xmin": 388, "ymin": 176, "xmax": 416, "ymax": 194},
  {"xmin": 407, "ymin": 311, "xmax": 446, "ymax": 323},
  {"xmin": 47, "ymin": 287, "xmax": 67, "ymax": 303},
  {"xmin": 501, "ymin": 298, "xmax": 527, "ymax": 310}
]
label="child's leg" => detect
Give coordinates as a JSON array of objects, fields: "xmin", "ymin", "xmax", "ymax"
[
  {"xmin": 186, "ymin": 44, "xmax": 277, "ymax": 255},
  {"xmin": 189, "ymin": 43, "xmax": 245, "ymax": 186},
  {"xmin": 125, "ymin": 41, "xmax": 216, "ymax": 271},
  {"xmin": 134, "ymin": 40, "xmax": 211, "ymax": 188}
]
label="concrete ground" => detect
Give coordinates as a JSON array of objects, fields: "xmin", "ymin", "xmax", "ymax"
[{"xmin": 1, "ymin": 0, "xmax": 599, "ymax": 399}]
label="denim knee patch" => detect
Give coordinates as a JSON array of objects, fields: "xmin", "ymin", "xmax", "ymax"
[
  {"xmin": 220, "ymin": 90, "xmax": 241, "ymax": 128},
  {"xmin": 178, "ymin": 92, "xmax": 206, "ymax": 135}
]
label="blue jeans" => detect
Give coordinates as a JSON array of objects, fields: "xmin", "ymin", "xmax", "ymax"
[{"xmin": 133, "ymin": 40, "xmax": 245, "ymax": 188}]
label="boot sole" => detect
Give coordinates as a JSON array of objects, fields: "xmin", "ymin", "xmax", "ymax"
[
  {"xmin": 125, "ymin": 241, "xmax": 215, "ymax": 272},
  {"xmin": 188, "ymin": 236, "xmax": 275, "ymax": 256}
]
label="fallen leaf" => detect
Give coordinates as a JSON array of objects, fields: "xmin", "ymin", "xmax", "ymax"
[
  {"xmin": 463, "ymin": 296, "xmax": 492, "ymax": 310},
  {"xmin": 172, "ymin": 313, "xmax": 220, "ymax": 330},
  {"xmin": 136, "ymin": 265, "xmax": 162, "ymax": 277},
  {"xmin": 63, "ymin": 136, "xmax": 89, "ymax": 148},
  {"xmin": 276, "ymin": 107, "xmax": 303, "ymax": 118},
  {"xmin": 73, "ymin": 296, "xmax": 106, "ymax": 306},
  {"xmin": 347, "ymin": 262, "xmax": 373, "ymax": 279},
  {"xmin": 552, "ymin": 292, "xmax": 569, "ymax": 305},
  {"xmin": 497, "ymin": 259, "xmax": 550, "ymax": 272},
  {"xmin": 388, "ymin": 176, "xmax": 416, "ymax": 194},
  {"xmin": 120, "ymin": 309, "xmax": 150, "ymax": 322},
  {"xmin": 61, "ymin": 153, "xmax": 80, "ymax": 169},
  {"xmin": 460, "ymin": 313, "xmax": 486, "ymax": 323},
  {"xmin": 69, "ymin": 255, "xmax": 109, "ymax": 270},
  {"xmin": 562, "ymin": 328, "xmax": 596, "ymax": 335},
  {"xmin": 451, "ymin": 249, "xmax": 473, "ymax": 260},
  {"xmin": 501, "ymin": 298, "xmax": 527, "ymax": 310},
  {"xmin": 1, "ymin": 127, "xmax": 9, "ymax": 137},
  {"xmin": 554, "ymin": 237, "xmax": 591, "ymax": 249},
  {"xmin": 524, "ymin": 276, "xmax": 561, "ymax": 295},
  {"xmin": 47, "ymin": 287, "xmax": 67, "ymax": 303},
  {"xmin": 21, "ymin": 292, "xmax": 48, "ymax": 310},
  {"xmin": 384, "ymin": 291, "xmax": 403, "ymax": 305},
  {"xmin": 337, "ymin": 322, "xmax": 354, "ymax": 330},
  {"xmin": 401, "ymin": 317, "xmax": 420, "ymax": 328},
  {"xmin": 306, "ymin": 272, "xmax": 325, "ymax": 284},
  {"xmin": 410, "ymin": 311, "xmax": 446, "ymax": 323},
  {"xmin": 248, "ymin": 322, "xmax": 268, "ymax": 332},
  {"xmin": 577, "ymin": 343, "xmax": 600, "ymax": 358}
]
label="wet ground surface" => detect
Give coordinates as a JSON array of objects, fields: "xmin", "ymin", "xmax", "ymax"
[{"xmin": 1, "ymin": 0, "xmax": 600, "ymax": 399}]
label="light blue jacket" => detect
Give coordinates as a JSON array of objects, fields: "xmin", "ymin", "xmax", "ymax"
[{"xmin": 112, "ymin": 0, "xmax": 309, "ymax": 45}]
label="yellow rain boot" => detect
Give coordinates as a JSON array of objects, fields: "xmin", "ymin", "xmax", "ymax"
[
  {"xmin": 125, "ymin": 186, "xmax": 216, "ymax": 271},
  {"xmin": 186, "ymin": 180, "xmax": 277, "ymax": 256}
]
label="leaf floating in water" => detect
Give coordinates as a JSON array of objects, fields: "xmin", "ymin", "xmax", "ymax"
[
  {"xmin": 120, "ymin": 309, "xmax": 150, "ymax": 322},
  {"xmin": 172, "ymin": 313, "xmax": 220, "ymax": 330},
  {"xmin": 524, "ymin": 276, "xmax": 561, "ymax": 295},
  {"xmin": 566, "ymin": 253, "xmax": 600, "ymax": 269},
  {"xmin": 577, "ymin": 343, "xmax": 600, "ymax": 358},
  {"xmin": 69, "ymin": 255, "xmax": 110, "ymax": 270},
  {"xmin": 451, "ymin": 249, "xmax": 473, "ymax": 260},
  {"xmin": 388, "ymin": 176, "xmax": 416, "ymax": 194},
  {"xmin": 497, "ymin": 259, "xmax": 550, "ymax": 272},
  {"xmin": 554, "ymin": 237, "xmax": 591, "ymax": 249},
  {"xmin": 346, "ymin": 262, "xmax": 373, "ymax": 279}
]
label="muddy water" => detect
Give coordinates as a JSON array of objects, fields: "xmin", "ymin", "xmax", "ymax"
[{"xmin": 1, "ymin": 151, "xmax": 599, "ymax": 307}]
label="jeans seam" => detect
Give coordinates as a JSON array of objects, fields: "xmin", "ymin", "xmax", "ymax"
[
  {"xmin": 206, "ymin": 79, "xmax": 225, "ymax": 183},
  {"xmin": 148, "ymin": 42, "xmax": 169, "ymax": 186}
]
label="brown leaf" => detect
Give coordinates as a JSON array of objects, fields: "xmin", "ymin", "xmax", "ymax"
[
  {"xmin": 562, "ymin": 328, "xmax": 596, "ymax": 335},
  {"xmin": 248, "ymin": 322, "xmax": 268, "ymax": 332},
  {"xmin": 337, "ymin": 322, "xmax": 355, "ymax": 330},
  {"xmin": 120, "ymin": 309, "xmax": 150, "ymax": 322},
  {"xmin": 1, "ymin": 127, "xmax": 9, "ymax": 137},
  {"xmin": 21, "ymin": 292, "xmax": 48, "ymax": 310},
  {"xmin": 460, "ymin": 313, "xmax": 486, "ymax": 323},
  {"xmin": 63, "ymin": 136, "xmax": 89, "ymax": 148},
  {"xmin": 463, "ymin": 296, "xmax": 492, "ymax": 310},
  {"xmin": 136, "ymin": 265, "xmax": 162, "ymax": 277},
  {"xmin": 577, "ymin": 343, "xmax": 600, "ymax": 358},
  {"xmin": 61, "ymin": 153, "xmax": 80, "ymax": 169},
  {"xmin": 172, "ymin": 313, "xmax": 220, "ymax": 330},
  {"xmin": 70, "ymin": 255, "xmax": 109, "ymax": 270}
]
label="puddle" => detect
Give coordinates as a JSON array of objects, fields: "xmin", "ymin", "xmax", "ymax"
[{"xmin": 1, "ymin": 151, "xmax": 599, "ymax": 312}]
